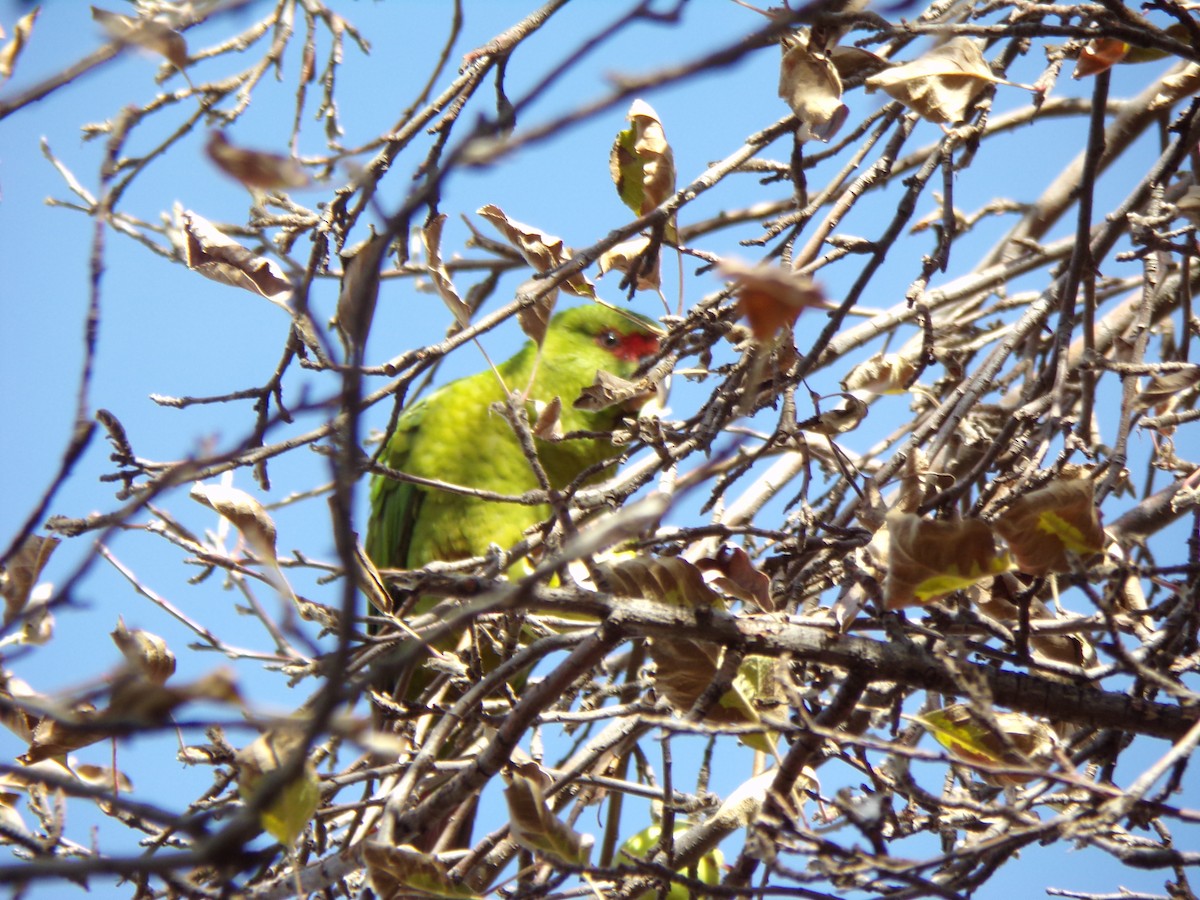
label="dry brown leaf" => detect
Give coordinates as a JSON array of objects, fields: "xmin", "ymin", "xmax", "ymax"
[
  {"xmin": 516, "ymin": 282, "xmax": 555, "ymax": 348},
  {"xmin": 421, "ymin": 214, "xmax": 470, "ymax": 327},
  {"xmin": 190, "ymin": 482, "xmax": 280, "ymax": 569},
  {"xmin": 843, "ymin": 352, "xmax": 919, "ymax": 395},
  {"xmin": 647, "ymin": 638, "xmax": 777, "ymax": 753},
  {"xmin": 0, "ymin": 674, "xmax": 44, "ymax": 744},
  {"xmin": 333, "ymin": 230, "xmax": 388, "ymax": 353},
  {"xmin": 916, "ymin": 704, "xmax": 1055, "ymax": 786},
  {"xmin": 531, "ymin": 395, "xmax": 564, "ymax": 441},
  {"xmin": 477, "ymin": 204, "xmax": 595, "ymax": 298},
  {"xmin": 779, "ymin": 30, "xmax": 847, "ymax": 142},
  {"xmin": 75, "ymin": 763, "xmax": 134, "ymax": 794},
  {"xmin": 88, "ymin": 667, "xmax": 238, "ymax": 739},
  {"xmin": 181, "ymin": 210, "xmax": 293, "ymax": 303},
  {"xmin": 611, "ymin": 99, "xmax": 677, "ymax": 241},
  {"xmin": 21, "ymin": 702, "xmax": 104, "ymax": 764},
  {"xmin": 865, "ymin": 37, "xmax": 1020, "ymax": 124},
  {"xmin": 995, "ymin": 479, "xmax": 1105, "ymax": 576},
  {"xmin": 719, "ymin": 260, "xmax": 826, "ymax": 342},
  {"xmin": 596, "ymin": 556, "xmax": 721, "ymax": 609},
  {"xmin": 802, "ymin": 394, "xmax": 867, "ymax": 436},
  {"xmin": 205, "ymin": 131, "xmax": 308, "ymax": 191},
  {"xmin": 885, "ymin": 511, "xmax": 1011, "ymax": 609},
  {"xmin": 1073, "ymin": 37, "xmax": 1130, "ymax": 79},
  {"xmin": 1132, "ymin": 365, "xmax": 1200, "ymax": 411},
  {"xmin": 573, "ymin": 369, "xmax": 658, "ymax": 413},
  {"xmin": 895, "ymin": 448, "xmax": 946, "ymax": 514},
  {"xmin": 694, "ymin": 544, "xmax": 774, "ymax": 612},
  {"xmin": 0, "ymin": 7, "xmax": 37, "ymax": 84},
  {"xmin": 598, "ymin": 236, "xmax": 661, "ymax": 291},
  {"xmin": 829, "ymin": 45, "xmax": 889, "ymax": 82},
  {"xmin": 363, "ymin": 843, "xmax": 481, "ymax": 899},
  {"xmin": 976, "ymin": 578, "xmax": 1096, "ymax": 669},
  {"xmin": 1177, "ymin": 186, "xmax": 1200, "ymax": 225},
  {"xmin": 598, "ymin": 556, "xmax": 776, "ymax": 751},
  {"xmin": 0, "ymin": 535, "xmax": 58, "ymax": 625},
  {"xmin": 0, "ymin": 789, "xmax": 27, "ymax": 844},
  {"xmin": 92, "ymin": 6, "xmax": 188, "ymax": 74},
  {"xmin": 111, "ymin": 618, "xmax": 176, "ymax": 686},
  {"xmin": 503, "ymin": 767, "xmax": 593, "ymax": 865}
]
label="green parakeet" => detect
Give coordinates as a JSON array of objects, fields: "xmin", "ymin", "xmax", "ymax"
[{"xmin": 365, "ymin": 303, "xmax": 661, "ymax": 706}]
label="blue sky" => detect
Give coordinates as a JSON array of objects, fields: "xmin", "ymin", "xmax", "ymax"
[{"xmin": 1, "ymin": 1, "xmax": 1195, "ymax": 897}]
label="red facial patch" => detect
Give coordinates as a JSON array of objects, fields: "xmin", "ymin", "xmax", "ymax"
[{"xmin": 601, "ymin": 330, "xmax": 659, "ymax": 363}]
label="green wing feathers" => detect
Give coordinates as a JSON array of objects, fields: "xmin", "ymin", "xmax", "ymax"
[{"xmin": 365, "ymin": 396, "xmax": 427, "ymax": 572}]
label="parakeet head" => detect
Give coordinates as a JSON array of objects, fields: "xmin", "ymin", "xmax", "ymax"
[{"xmin": 541, "ymin": 303, "xmax": 661, "ymax": 379}]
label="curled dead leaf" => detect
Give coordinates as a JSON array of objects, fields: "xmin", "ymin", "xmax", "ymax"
[
  {"xmin": 0, "ymin": 674, "xmax": 46, "ymax": 744},
  {"xmin": 694, "ymin": 544, "xmax": 774, "ymax": 612},
  {"xmin": 1070, "ymin": 27, "xmax": 1189, "ymax": 80},
  {"xmin": 205, "ymin": 131, "xmax": 309, "ymax": 191},
  {"xmin": 111, "ymin": 618, "xmax": 176, "ymax": 686},
  {"xmin": 994, "ymin": 479, "xmax": 1105, "ymax": 576},
  {"xmin": 0, "ymin": 7, "xmax": 37, "ymax": 84},
  {"xmin": 1, "ymin": 535, "xmax": 58, "ymax": 625},
  {"xmin": 596, "ymin": 556, "xmax": 777, "ymax": 751},
  {"xmin": 363, "ymin": 843, "xmax": 480, "ymax": 899},
  {"xmin": 611, "ymin": 99, "xmax": 677, "ymax": 241},
  {"xmin": 779, "ymin": 30, "xmax": 848, "ymax": 142},
  {"xmin": 477, "ymin": 204, "xmax": 595, "ymax": 298},
  {"xmin": 1132, "ymin": 365, "xmax": 1200, "ymax": 412},
  {"xmin": 180, "ymin": 210, "xmax": 293, "ymax": 304},
  {"xmin": 718, "ymin": 260, "xmax": 826, "ymax": 342},
  {"xmin": 92, "ymin": 6, "xmax": 188, "ymax": 75},
  {"xmin": 421, "ymin": 214, "xmax": 470, "ymax": 328},
  {"xmin": 829, "ymin": 45, "xmax": 889, "ymax": 82},
  {"xmin": 885, "ymin": 511, "xmax": 1011, "ymax": 609},
  {"xmin": 503, "ymin": 766, "xmax": 593, "ymax": 865},
  {"xmin": 531, "ymin": 395, "xmax": 564, "ymax": 441},
  {"xmin": 190, "ymin": 482, "xmax": 279, "ymax": 569},
  {"xmin": 102, "ymin": 667, "xmax": 238, "ymax": 729},
  {"xmin": 573, "ymin": 369, "xmax": 659, "ymax": 414},
  {"xmin": 1073, "ymin": 37, "xmax": 1130, "ymax": 78},
  {"xmin": 516, "ymin": 278, "xmax": 555, "ymax": 347},
  {"xmin": 977, "ymin": 578, "xmax": 1096, "ymax": 669},
  {"xmin": 21, "ymin": 702, "xmax": 103, "ymax": 764},
  {"xmin": 842, "ymin": 352, "xmax": 919, "ymax": 395},
  {"xmin": 647, "ymin": 637, "xmax": 778, "ymax": 753},
  {"xmin": 333, "ymin": 230, "xmax": 388, "ymax": 354},
  {"xmin": 595, "ymin": 555, "xmax": 721, "ymax": 609},
  {"xmin": 74, "ymin": 763, "xmax": 134, "ymax": 794},
  {"xmin": 0, "ymin": 789, "xmax": 27, "ymax": 843},
  {"xmin": 801, "ymin": 394, "xmax": 867, "ymax": 436},
  {"xmin": 598, "ymin": 237, "xmax": 661, "ymax": 291},
  {"xmin": 865, "ymin": 37, "xmax": 1027, "ymax": 124}
]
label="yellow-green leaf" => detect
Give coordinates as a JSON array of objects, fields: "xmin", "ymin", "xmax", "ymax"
[
  {"xmin": 915, "ymin": 705, "xmax": 1054, "ymax": 785},
  {"xmin": 885, "ymin": 512, "xmax": 1011, "ymax": 609},
  {"xmin": 610, "ymin": 100, "xmax": 677, "ymax": 242},
  {"xmin": 619, "ymin": 823, "xmax": 723, "ymax": 900},
  {"xmin": 503, "ymin": 767, "xmax": 593, "ymax": 865},
  {"xmin": 363, "ymin": 843, "xmax": 480, "ymax": 899},
  {"xmin": 235, "ymin": 730, "xmax": 320, "ymax": 848},
  {"xmin": 995, "ymin": 478, "xmax": 1105, "ymax": 576}
]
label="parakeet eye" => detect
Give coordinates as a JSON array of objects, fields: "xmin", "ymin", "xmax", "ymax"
[{"xmin": 598, "ymin": 329, "xmax": 621, "ymax": 349}]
